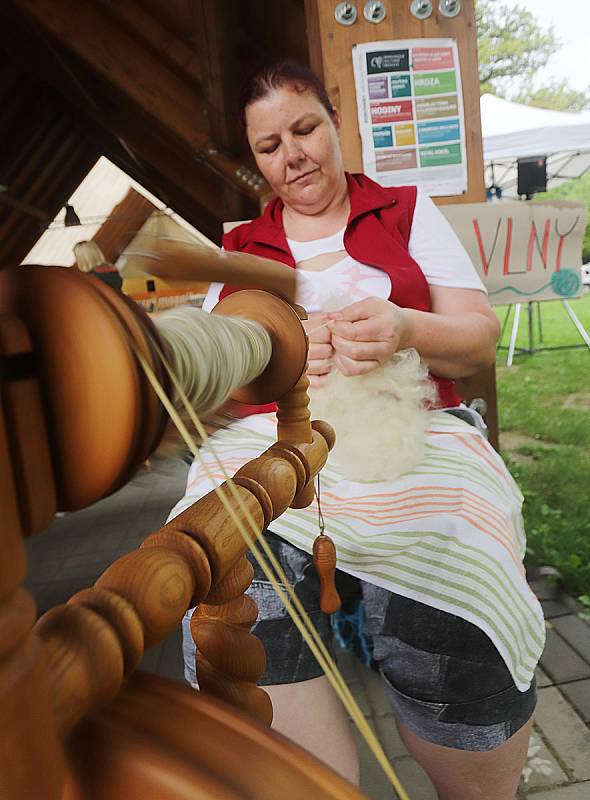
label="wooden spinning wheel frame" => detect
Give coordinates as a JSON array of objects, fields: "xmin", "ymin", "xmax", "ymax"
[{"xmin": 0, "ymin": 254, "xmax": 371, "ymax": 800}]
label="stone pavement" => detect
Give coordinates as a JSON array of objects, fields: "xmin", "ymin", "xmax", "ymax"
[{"xmin": 24, "ymin": 456, "xmax": 590, "ymax": 799}]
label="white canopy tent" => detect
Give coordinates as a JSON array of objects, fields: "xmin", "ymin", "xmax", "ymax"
[
  {"xmin": 480, "ymin": 94, "xmax": 590, "ymax": 198},
  {"xmin": 479, "ymin": 95, "xmax": 590, "ymax": 364}
]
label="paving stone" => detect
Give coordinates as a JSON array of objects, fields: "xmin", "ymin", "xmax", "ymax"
[
  {"xmin": 536, "ymin": 665, "xmax": 554, "ymax": 688},
  {"xmin": 540, "ymin": 629, "xmax": 590, "ymax": 683},
  {"xmin": 552, "ymin": 616, "xmax": 590, "ymax": 664},
  {"xmin": 359, "ymin": 662, "xmax": 393, "ymax": 716},
  {"xmin": 542, "ymin": 600, "xmax": 573, "ymax": 619},
  {"xmin": 530, "ymin": 576, "xmax": 563, "ymax": 601},
  {"xmin": 348, "ymin": 678, "xmax": 372, "ymax": 717},
  {"xmin": 374, "ymin": 714, "xmax": 408, "ymax": 759},
  {"xmin": 336, "ymin": 648, "xmax": 360, "ymax": 683},
  {"xmin": 528, "ymin": 782, "xmax": 590, "ymax": 799},
  {"xmin": 520, "ymin": 730, "xmax": 568, "ymax": 790},
  {"xmin": 534, "ymin": 687, "xmax": 590, "ymax": 781},
  {"xmin": 390, "ymin": 756, "xmax": 437, "ymax": 800},
  {"xmin": 560, "ymin": 680, "xmax": 590, "ymax": 724},
  {"xmin": 352, "ymin": 721, "xmax": 397, "ymax": 798},
  {"xmin": 30, "ymin": 577, "xmax": 96, "ymax": 614}
]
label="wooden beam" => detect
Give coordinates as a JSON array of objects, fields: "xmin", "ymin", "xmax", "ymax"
[
  {"xmin": 96, "ymin": 0, "xmax": 202, "ymax": 88},
  {"xmin": 90, "ymin": 188, "xmax": 156, "ymax": 267},
  {"xmin": 0, "ymin": 8, "xmax": 259, "ymax": 235},
  {"xmin": 0, "ymin": 193, "xmax": 49, "ymax": 222},
  {"xmin": 96, "ymin": 134, "xmax": 257, "ymax": 246},
  {"xmin": 0, "ymin": 137, "xmax": 98, "ymax": 267},
  {"xmin": 14, "ymin": 0, "xmax": 265, "ymax": 203},
  {"xmin": 192, "ymin": 0, "xmax": 241, "ymax": 153},
  {"xmin": 17, "ymin": 0, "xmax": 208, "ymax": 151}
]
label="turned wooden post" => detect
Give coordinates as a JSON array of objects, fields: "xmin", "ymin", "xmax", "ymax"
[
  {"xmin": 0, "ymin": 316, "xmax": 65, "ymax": 800},
  {"xmin": 190, "ymin": 448, "xmax": 305, "ymax": 724}
]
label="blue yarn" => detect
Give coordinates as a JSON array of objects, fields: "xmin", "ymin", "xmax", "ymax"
[{"xmin": 331, "ymin": 599, "xmax": 375, "ymax": 668}]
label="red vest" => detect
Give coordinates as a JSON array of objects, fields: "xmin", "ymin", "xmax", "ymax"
[{"xmin": 221, "ymin": 172, "xmax": 461, "ymax": 411}]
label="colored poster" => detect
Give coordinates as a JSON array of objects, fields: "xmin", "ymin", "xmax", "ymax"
[
  {"xmin": 390, "ymin": 75, "xmax": 412, "ymax": 98},
  {"xmin": 417, "ymin": 119, "xmax": 460, "ymax": 144},
  {"xmin": 395, "ymin": 123, "xmax": 415, "ymax": 147},
  {"xmin": 419, "ymin": 143, "xmax": 462, "ymax": 167},
  {"xmin": 373, "ymin": 126, "xmax": 393, "ymax": 148},
  {"xmin": 413, "ymin": 70, "xmax": 457, "ymax": 96},
  {"xmin": 376, "ymin": 149, "xmax": 418, "ymax": 172},
  {"xmin": 415, "ymin": 95, "xmax": 459, "ymax": 120},
  {"xmin": 370, "ymin": 99, "xmax": 413, "ymax": 124},
  {"xmin": 368, "ymin": 76, "xmax": 388, "ymax": 99},
  {"xmin": 352, "ymin": 38, "xmax": 467, "ymax": 196},
  {"xmin": 366, "ymin": 50, "xmax": 409, "ymax": 74}
]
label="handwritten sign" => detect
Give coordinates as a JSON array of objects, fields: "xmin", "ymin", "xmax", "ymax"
[{"xmin": 440, "ymin": 201, "xmax": 587, "ymax": 304}]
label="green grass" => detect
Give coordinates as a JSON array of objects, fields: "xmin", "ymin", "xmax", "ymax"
[{"xmin": 495, "ymin": 293, "xmax": 590, "ymax": 603}]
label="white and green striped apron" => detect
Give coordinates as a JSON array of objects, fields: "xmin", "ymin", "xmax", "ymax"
[{"xmin": 168, "ymin": 410, "xmax": 545, "ymax": 692}]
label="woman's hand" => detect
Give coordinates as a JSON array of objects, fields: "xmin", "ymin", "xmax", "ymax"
[
  {"xmin": 302, "ymin": 312, "xmax": 334, "ymax": 387},
  {"xmin": 327, "ymin": 298, "xmax": 409, "ymax": 376}
]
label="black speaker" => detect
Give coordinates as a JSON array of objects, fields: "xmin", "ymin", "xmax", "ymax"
[
  {"xmin": 517, "ymin": 156, "xmax": 547, "ymax": 197},
  {"xmin": 146, "ymin": 279, "xmax": 156, "ymax": 292}
]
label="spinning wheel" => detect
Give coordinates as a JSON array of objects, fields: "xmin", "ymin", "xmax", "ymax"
[{"xmin": 0, "ymin": 248, "xmax": 371, "ymax": 800}]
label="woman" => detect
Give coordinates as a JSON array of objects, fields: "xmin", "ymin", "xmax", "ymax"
[
  {"xmin": 74, "ymin": 240, "xmax": 123, "ymax": 291},
  {"xmin": 172, "ymin": 62, "xmax": 544, "ymax": 798}
]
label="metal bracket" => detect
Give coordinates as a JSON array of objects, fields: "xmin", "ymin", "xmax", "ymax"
[
  {"xmin": 410, "ymin": 0, "xmax": 433, "ymax": 20},
  {"xmin": 439, "ymin": 0, "xmax": 461, "ymax": 18},
  {"xmin": 363, "ymin": 1, "xmax": 386, "ymax": 23},
  {"xmin": 335, "ymin": 2, "xmax": 357, "ymax": 25}
]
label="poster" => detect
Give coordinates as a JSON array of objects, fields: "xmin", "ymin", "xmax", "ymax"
[
  {"xmin": 440, "ymin": 201, "xmax": 587, "ymax": 304},
  {"xmin": 352, "ymin": 39, "xmax": 468, "ymax": 196}
]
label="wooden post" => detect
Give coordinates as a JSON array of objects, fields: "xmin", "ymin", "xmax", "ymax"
[
  {"xmin": 0, "ymin": 316, "xmax": 66, "ymax": 800},
  {"xmin": 304, "ymin": 0, "xmax": 499, "ymax": 448}
]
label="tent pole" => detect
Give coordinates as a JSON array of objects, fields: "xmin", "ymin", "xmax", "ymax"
[
  {"xmin": 536, "ymin": 302, "xmax": 544, "ymax": 344},
  {"xmin": 562, "ymin": 300, "xmax": 590, "ymax": 349},
  {"xmin": 527, "ymin": 302, "xmax": 535, "ymax": 354},
  {"xmin": 507, "ymin": 303, "xmax": 522, "ymax": 367},
  {"xmin": 500, "ymin": 304, "xmax": 513, "ymax": 342}
]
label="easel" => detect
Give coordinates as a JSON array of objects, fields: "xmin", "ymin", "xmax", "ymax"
[{"xmin": 499, "ymin": 298, "xmax": 590, "ymax": 366}]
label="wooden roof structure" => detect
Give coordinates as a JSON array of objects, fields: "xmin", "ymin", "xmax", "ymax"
[
  {"xmin": 0, "ymin": 0, "xmax": 495, "ymax": 442},
  {"xmin": 0, "ymin": 0, "xmax": 313, "ymax": 264}
]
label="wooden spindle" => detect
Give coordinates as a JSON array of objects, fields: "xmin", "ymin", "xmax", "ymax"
[
  {"xmin": 276, "ymin": 372, "xmax": 313, "ymax": 445},
  {"xmin": 164, "ymin": 483, "xmax": 265, "ymax": 585},
  {"xmin": 193, "ymin": 590, "xmax": 272, "ymax": 725}
]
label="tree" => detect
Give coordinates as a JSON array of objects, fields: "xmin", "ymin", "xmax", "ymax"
[
  {"xmin": 476, "ymin": 1, "xmax": 590, "ymax": 112},
  {"xmin": 514, "ymin": 81, "xmax": 590, "ymax": 113},
  {"xmin": 476, "ymin": 0, "xmax": 559, "ymax": 96}
]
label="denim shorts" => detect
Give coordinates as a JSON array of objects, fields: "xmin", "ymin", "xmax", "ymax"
[{"xmin": 183, "ymin": 532, "xmax": 537, "ymax": 752}]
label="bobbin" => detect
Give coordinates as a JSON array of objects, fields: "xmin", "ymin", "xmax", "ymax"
[{"xmin": 0, "ymin": 266, "xmax": 308, "ymax": 515}]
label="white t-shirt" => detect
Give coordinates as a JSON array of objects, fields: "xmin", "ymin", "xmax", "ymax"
[{"xmin": 202, "ymin": 188, "xmax": 485, "ymax": 312}]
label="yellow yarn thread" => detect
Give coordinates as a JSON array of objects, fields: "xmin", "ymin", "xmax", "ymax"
[{"xmin": 130, "ymin": 330, "xmax": 411, "ymax": 800}]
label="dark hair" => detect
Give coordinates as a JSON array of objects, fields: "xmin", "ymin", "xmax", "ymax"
[{"xmin": 238, "ymin": 60, "xmax": 335, "ymax": 136}]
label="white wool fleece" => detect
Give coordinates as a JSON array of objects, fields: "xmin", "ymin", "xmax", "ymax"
[{"xmin": 309, "ymin": 349, "xmax": 437, "ymax": 482}]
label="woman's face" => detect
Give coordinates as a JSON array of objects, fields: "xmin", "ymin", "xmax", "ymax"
[{"xmin": 245, "ymin": 85, "xmax": 345, "ymax": 215}]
